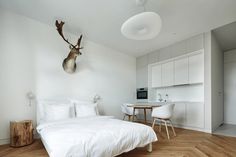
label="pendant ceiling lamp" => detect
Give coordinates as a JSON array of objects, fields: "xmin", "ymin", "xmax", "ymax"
[{"xmin": 121, "ymin": 0, "xmax": 162, "ymax": 40}]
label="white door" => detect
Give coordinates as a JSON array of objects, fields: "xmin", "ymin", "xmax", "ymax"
[
  {"xmin": 171, "ymin": 103, "xmax": 186, "ymax": 126},
  {"xmin": 189, "ymin": 53, "xmax": 204, "ymax": 84},
  {"xmin": 174, "ymin": 57, "xmax": 189, "ymax": 85},
  {"xmin": 161, "ymin": 61, "xmax": 174, "ymax": 87},
  {"xmin": 151, "ymin": 64, "xmax": 162, "ymax": 88},
  {"xmin": 186, "ymin": 102, "xmax": 204, "ymax": 128}
]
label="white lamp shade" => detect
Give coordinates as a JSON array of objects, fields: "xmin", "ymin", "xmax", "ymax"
[{"xmin": 121, "ymin": 12, "xmax": 162, "ymax": 40}]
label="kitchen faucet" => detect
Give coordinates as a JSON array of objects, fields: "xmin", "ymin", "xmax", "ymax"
[
  {"xmin": 165, "ymin": 94, "xmax": 169, "ymax": 102},
  {"xmin": 158, "ymin": 93, "xmax": 163, "ymax": 102}
]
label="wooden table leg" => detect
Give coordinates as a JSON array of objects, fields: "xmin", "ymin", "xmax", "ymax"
[
  {"xmin": 144, "ymin": 109, "xmax": 147, "ymax": 124},
  {"xmin": 132, "ymin": 108, "xmax": 136, "ymax": 122}
]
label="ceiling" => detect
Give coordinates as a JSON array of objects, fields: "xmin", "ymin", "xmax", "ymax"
[
  {"xmin": 1, "ymin": 0, "xmax": 236, "ymax": 57},
  {"xmin": 213, "ymin": 22, "xmax": 236, "ymax": 52}
]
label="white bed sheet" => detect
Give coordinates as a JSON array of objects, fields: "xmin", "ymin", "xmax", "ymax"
[{"xmin": 37, "ymin": 116, "xmax": 157, "ymax": 157}]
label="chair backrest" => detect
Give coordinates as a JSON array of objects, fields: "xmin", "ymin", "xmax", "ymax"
[
  {"xmin": 121, "ymin": 103, "xmax": 138, "ymax": 115},
  {"xmin": 121, "ymin": 103, "xmax": 128, "ymax": 114},
  {"xmin": 152, "ymin": 104, "xmax": 175, "ymax": 119}
]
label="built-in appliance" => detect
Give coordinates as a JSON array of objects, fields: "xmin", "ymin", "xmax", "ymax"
[{"xmin": 136, "ymin": 88, "xmax": 148, "ymax": 100}]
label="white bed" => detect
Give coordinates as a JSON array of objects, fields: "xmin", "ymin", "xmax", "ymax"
[{"xmin": 36, "ymin": 100, "xmax": 157, "ymax": 157}]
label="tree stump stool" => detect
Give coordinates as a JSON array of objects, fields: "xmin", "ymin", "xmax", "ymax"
[{"xmin": 10, "ymin": 120, "xmax": 34, "ymax": 147}]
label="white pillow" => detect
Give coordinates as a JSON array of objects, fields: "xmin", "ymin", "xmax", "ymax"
[
  {"xmin": 70, "ymin": 99, "xmax": 99, "ymax": 117},
  {"xmin": 75, "ymin": 103, "xmax": 98, "ymax": 117},
  {"xmin": 37, "ymin": 99, "xmax": 75, "ymax": 124},
  {"xmin": 44, "ymin": 104, "xmax": 71, "ymax": 122}
]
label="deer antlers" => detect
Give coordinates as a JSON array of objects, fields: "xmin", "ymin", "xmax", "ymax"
[{"xmin": 55, "ymin": 20, "xmax": 83, "ymax": 50}]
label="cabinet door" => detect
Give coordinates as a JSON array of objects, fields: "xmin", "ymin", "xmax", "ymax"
[
  {"xmin": 161, "ymin": 61, "xmax": 174, "ymax": 87},
  {"xmin": 189, "ymin": 53, "xmax": 204, "ymax": 84},
  {"xmin": 171, "ymin": 103, "xmax": 186, "ymax": 126},
  {"xmin": 174, "ymin": 57, "xmax": 189, "ymax": 85},
  {"xmin": 186, "ymin": 103, "xmax": 204, "ymax": 128},
  {"xmin": 151, "ymin": 64, "xmax": 162, "ymax": 88}
]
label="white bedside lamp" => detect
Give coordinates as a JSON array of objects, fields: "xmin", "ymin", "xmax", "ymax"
[{"xmin": 26, "ymin": 91, "xmax": 35, "ymax": 106}]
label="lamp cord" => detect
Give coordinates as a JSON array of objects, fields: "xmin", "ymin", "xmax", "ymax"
[
  {"xmin": 136, "ymin": 0, "xmax": 147, "ymax": 12},
  {"xmin": 142, "ymin": 0, "xmax": 147, "ymax": 12}
]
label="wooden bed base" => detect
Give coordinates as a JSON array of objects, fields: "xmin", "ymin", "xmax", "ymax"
[{"xmin": 147, "ymin": 143, "xmax": 152, "ymax": 152}]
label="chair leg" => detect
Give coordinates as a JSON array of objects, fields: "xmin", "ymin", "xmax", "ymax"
[
  {"xmin": 132, "ymin": 115, "xmax": 135, "ymax": 121},
  {"xmin": 152, "ymin": 118, "xmax": 156, "ymax": 129},
  {"xmin": 144, "ymin": 108, "xmax": 147, "ymax": 124},
  {"xmin": 169, "ymin": 120, "xmax": 176, "ymax": 136},
  {"xmin": 123, "ymin": 115, "xmax": 126, "ymax": 120},
  {"xmin": 128, "ymin": 115, "xmax": 131, "ymax": 121},
  {"xmin": 132, "ymin": 108, "xmax": 136, "ymax": 121},
  {"xmin": 164, "ymin": 120, "xmax": 170, "ymax": 140},
  {"xmin": 159, "ymin": 119, "xmax": 162, "ymax": 132}
]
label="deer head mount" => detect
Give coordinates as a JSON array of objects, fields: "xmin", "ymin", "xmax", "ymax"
[{"xmin": 55, "ymin": 20, "xmax": 83, "ymax": 73}]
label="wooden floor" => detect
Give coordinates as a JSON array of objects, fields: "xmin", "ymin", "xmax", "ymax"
[{"xmin": 1, "ymin": 127, "xmax": 236, "ymax": 157}]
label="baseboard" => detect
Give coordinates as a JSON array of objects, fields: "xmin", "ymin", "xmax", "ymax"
[
  {"xmin": 136, "ymin": 119, "xmax": 211, "ymax": 133},
  {"xmin": 0, "ymin": 133, "xmax": 40, "ymax": 146},
  {"xmin": 224, "ymin": 122, "xmax": 236, "ymax": 125},
  {"xmin": 173, "ymin": 125, "xmax": 211, "ymax": 133},
  {"xmin": 0, "ymin": 138, "xmax": 10, "ymax": 145}
]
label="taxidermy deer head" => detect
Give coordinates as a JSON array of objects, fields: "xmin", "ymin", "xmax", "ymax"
[{"xmin": 55, "ymin": 20, "xmax": 83, "ymax": 73}]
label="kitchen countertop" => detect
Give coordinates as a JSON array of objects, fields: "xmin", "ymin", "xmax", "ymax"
[{"xmin": 136, "ymin": 101, "xmax": 204, "ymax": 104}]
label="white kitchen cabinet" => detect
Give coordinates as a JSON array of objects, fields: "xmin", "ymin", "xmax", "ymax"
[
  {"xmin": 149, "ymin": 50, "xmax": 204, "ymax": 88},
  {"xmin": 189, "ymin": 53, "xmax": 204, "ymax": 84},
  {"xmin": 186, "ymin": 102, "xmax": 204, "ymax": 128},
  {"xmin": 151, "ymin": 64, "xmax": 162, "ymax": 88},
  {"xmin": 174, "ymin": 57, "xmax": 189, "ymax": 85},
  {"xmin": 171, "ymin": 103, "xmax": 186, "ymax": 126},
  {"xmin": 161, "ymin": 61, "xmax": 174, "ymax": 87}
]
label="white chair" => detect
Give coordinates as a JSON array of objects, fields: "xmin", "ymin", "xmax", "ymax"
[
  {"xmin": 121, "ymin": 103, "xmax": 139, "ymax": 121},
  {"xmin": 151, "ymin": 104, "xmax": 176, "ymax": 139}
]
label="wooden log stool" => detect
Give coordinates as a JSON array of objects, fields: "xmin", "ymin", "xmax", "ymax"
[{"xmin": 10, "ymin": 120, "xmax": 34, "ymax": 147}]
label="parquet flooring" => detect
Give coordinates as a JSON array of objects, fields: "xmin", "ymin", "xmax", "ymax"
[{"xmin": 0, "ymin": 127, "xmax": 236, "ymax": 157}]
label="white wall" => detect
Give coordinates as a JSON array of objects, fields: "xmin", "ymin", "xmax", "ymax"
[
  {"xmin": 211, "ymin": 33, "xmax": 224, "ymax": 131},
  {"xmin": 0, "ymin": 9, "xmax": 37, "ymax": 144},
  {"xmin": 136, "ymin": 56, "xmax": 148, "ymax": 88},
  {"xmin": 203, "ymin": 31, "xmax": 224, "ymax": 132},
  {"xmin": 224, "ymin": 49, "xmax": 236, "ymax": 125},
  {"xmin": 203, "ymin": 32, "xmax": 212, "ymax": 132},
  {"xmin": 0, "ymin": 9, "xmax": 136, "ymax": 144}
]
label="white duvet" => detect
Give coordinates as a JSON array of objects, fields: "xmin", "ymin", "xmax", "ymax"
[{"xmin": 37, "ymin": 116, "xmax": 157, "ymax": 157}]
